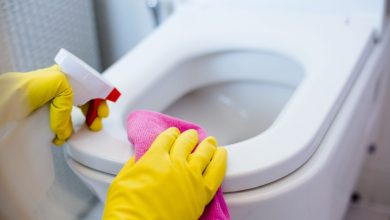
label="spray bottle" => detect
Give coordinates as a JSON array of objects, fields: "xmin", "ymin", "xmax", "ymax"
[{"xmin": 54, "ymin": 48, "xmax": 121, "ymax": 127}]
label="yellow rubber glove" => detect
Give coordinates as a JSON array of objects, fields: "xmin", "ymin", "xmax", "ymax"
[
  {"xmin": 103, "ymin": 127, "xmax": 227, "ymax": 220},
  {"xmin": 79, "ymin": 100, "xmax": 109, "ymax": 131},
  {"xmin": 0, "ymin": 65, "xmax": 109, "ymax": 145}
]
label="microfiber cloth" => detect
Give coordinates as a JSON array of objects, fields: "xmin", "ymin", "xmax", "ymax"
[{"xmin": 127, "ymin": 110, "xmax": 230, "ymax": 220}]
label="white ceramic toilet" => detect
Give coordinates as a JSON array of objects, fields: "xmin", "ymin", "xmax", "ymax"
[{"xmin": 65, "ymin": 0, "xmax": 390, "ymax": 219}]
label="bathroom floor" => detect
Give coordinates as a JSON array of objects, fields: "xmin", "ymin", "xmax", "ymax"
[{"xmin": 344, "ymin": 204, "xmax": 390, "ymax": 220}]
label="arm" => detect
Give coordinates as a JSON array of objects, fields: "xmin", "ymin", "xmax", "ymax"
[{"xmin": 0, "ymin": 65, "xmax": 108, "ymax": 145}]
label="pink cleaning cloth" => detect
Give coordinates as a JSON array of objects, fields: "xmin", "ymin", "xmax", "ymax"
[{"xmin": 127, "ymin": 110, "xmax": 230, "ymax": 220}]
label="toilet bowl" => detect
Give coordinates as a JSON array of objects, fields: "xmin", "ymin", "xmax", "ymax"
[{"xmin": 65, "ymin": 1, "xmax": 390, "ymax": 219}]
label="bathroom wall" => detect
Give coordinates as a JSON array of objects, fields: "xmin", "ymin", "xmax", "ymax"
[
  {"xmin": 0, "ymin": 0, "xmax": 101, "ymax": 72},
  {"xmin": 93, "ymin": 0, "xmax": 155, "ymax": 69}
]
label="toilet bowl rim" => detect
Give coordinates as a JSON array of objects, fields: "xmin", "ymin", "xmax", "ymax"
[{"xmin": 66, "ymin": 8, "xmax": 376, "ymax": 192}]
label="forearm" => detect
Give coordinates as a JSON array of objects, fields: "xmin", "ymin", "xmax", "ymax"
[{"xmin": 0, "ymin": 72, "xmax": 32, "ymax": 126}]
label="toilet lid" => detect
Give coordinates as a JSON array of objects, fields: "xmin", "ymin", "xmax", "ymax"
[{"xmin": 66, "ymin": 8, "xmax": 376, "ymax": 192}]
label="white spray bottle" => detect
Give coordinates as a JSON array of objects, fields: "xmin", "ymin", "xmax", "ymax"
[{"xmin": 54, "ymin": 48, "xmax": 121, "ymax": 126}]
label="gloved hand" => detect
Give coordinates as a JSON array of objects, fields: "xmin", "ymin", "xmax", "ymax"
[
  {"xmin": 79, "ymin": 99, "xmax": 109, "ymax": 131},
  {"xmin": 0, "ymin": 65, "xmax": 109, "ymax": 145},
  {"xmin": 103, "ymin": 127, "xmax": 227, "ymax": 220}
]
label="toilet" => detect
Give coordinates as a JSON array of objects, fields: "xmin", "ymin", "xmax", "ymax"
[{"xmin": 64, "ymin": 0, "xmax": 390, "ymax": 219}]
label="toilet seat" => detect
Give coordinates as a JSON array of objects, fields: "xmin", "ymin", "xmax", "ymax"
[{"xmin": 66, "ymin": 6, "xmax": 377, "ymax": 192}]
